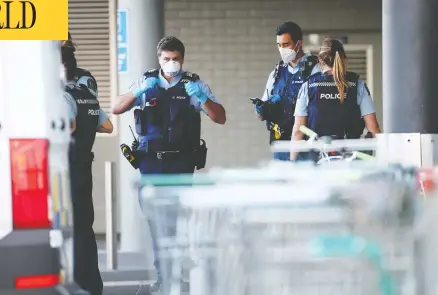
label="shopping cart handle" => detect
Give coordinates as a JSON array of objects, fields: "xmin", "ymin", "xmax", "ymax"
[
  {"xmin": 354, "ymin": 151, "xmax": 375, "ymax": 160},
  {"xmin": 299, "ymin": 125, "xmax": 318, "ymax": 138}
]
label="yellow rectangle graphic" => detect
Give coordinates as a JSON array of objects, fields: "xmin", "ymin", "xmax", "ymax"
[{"xmin": 0, "ymin": 0, "xmax": 68, "ymax": 40}]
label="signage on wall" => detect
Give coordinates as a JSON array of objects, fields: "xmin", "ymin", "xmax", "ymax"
[{"xmin": 117, "ymin": 9, "xmax": 128, "ymax": 73}]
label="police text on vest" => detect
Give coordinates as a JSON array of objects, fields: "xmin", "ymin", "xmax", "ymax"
[
  {"xmin": 88, "ymin": 109, "xmax": 100, "ymax": 116},
  {"xmin": 319, "ymin": 93, "xmax": 347, "ymax": 100}
]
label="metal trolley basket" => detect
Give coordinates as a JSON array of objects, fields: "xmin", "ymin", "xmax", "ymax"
[{"xmin": 138, "ymin": 164, "xmax": 420, "ymax": 295}]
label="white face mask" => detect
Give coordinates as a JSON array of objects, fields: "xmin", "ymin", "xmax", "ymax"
[
  {"xmin": 162, "ymin": 60, "xmax": 181, "ymax": 77},
  {"xmin": 278, "ymin": 47, "xmax": 297, "ymax": 64}
]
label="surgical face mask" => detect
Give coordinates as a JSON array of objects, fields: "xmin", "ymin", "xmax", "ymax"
[
  {"xmin": 162, "ymin": 60, "xmax": 181, "ymax": 77},
  {"xmin": 278, "ymin": 46, "xmax": 297, "ymax": 64}
]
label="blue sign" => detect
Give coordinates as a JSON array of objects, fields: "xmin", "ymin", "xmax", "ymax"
[
  {"xmin": 118, "ymin": 47, "xmax": 128, "ymax": 73},
  {"xmin": 117, "ymin": 9, "xmax": 128, "ymax": 73}
]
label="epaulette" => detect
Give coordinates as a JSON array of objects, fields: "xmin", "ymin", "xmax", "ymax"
[
  {"xmin": 300, "ymin": 55, "xmax": 319, "ymax": 80},
  {"xmin": 143, "ymin": 68, "xmax": 160, "ymax": 77},
  {"xmin": 64, "ymin": 82, "xmax": 77, "ymax": 91},
  {"xmin": 273, "ymin": 61, "xmax": 285, "ymax": 83},
  {"xmin": 181, "ymin": 71, "xmax": 200, "ymax": 83},
  {"xmin": 346, "ymin": 71, "xmax": 360, "ymax": 80}
]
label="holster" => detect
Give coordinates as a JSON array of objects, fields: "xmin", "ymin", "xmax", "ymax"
[
  {"xmin": 261, "ymin": 100, "xmax": 284, "ymax": 122},
  {"xmin": 134, "ymin": 99, "xmax": 162, "ymax": 136},
  {"xmin": 193, "ymin": 139, "xmax": 207, "ymax": 170}
]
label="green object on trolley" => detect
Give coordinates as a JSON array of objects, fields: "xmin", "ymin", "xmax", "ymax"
[
  {"xmin": 140, "ymin": 174, "xmax": 216, "ymax": 187},
  {"xmin": 299, "ymin": 125, "xmax": 377, "ymax": 161},
  {"xmin": 138, "ymin": 169, "xmax": 366, "ymax": 187},
  {"xmin": 311, "ymin": 234, "xmax": 397, "ymax": 295},
  {"xmin": 355, "ymin": 151, "xmax": 376, "ymax": 160},
  {"xmin": 299, "ymin": 125, "xmax": 318, "ymax": 138}
]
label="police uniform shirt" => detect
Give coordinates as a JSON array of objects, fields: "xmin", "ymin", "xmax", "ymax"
[
  {"xmin": 261, "ymin": 52, "xmax": 321, "ymax": 101},
  {"xmin": 128, "ymin": 70, "xmax": 222, "ymax": 112},
  {"xmin": 63, "ymin": 80, "xmax": 108, "ymax": 126},
  {"xmin": 294, "ymin": 75, "xmax": 375, "ymax": 117}
]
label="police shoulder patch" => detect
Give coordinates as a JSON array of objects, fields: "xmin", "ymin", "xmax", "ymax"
[
  {"xmin": 143, "ymin": 68, "xmax": 159, "ymax": 77},
  {"xmin": 346, "ymin": 71, "xmax": 360, "ymax": 82},
  {"xmin": 278, "ymin": 61, "xmax": 287, "ymax": 68},
  {"xmin": 306, "ymin": 55, "xmax": 318, "ymax": 65},
  {"xmin": 273, "ymin": 62, "xmax": 284, "ymax": 81},
  {"xmin": 183, "ymin": 71, "xmax": 200, "ymax": 81},
  {"xmin": 87, "ymin": 77, "xmax": 97, "ymax": 92}
]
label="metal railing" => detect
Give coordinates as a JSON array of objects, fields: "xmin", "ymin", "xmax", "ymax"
[{"xmin": 105, "ymin": 161, "xmax": 118, "ymax": 270}]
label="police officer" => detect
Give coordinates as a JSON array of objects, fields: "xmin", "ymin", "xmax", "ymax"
[
  {"xmin": 255, "ymin": 21, "xmax": 320, "ymax": 161},
  {"xmin": 62, "ymin": 45, "xmax": 113, "ymax": 295},
  {"xmin": 290, "ymin": 38, "xmax": 381, "ymax": 161},
  {"xmin": 112, "ymin": 36, "xmax": 226, "ymax": 290},
  {"xmin": 62, "ymin": 32, "xmax": 100, "ymax": 102}
]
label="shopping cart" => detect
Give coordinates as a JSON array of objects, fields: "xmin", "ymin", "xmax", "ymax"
[
  {"xmin": 271, "ymin": 125, "xmax": 376, "ymax": 164},
  {"xmin": 412, "ymin": 167, "xmax": 438, "ymax": 295},
  {"xmin": 138, "ymin": 163, "xmax": 419, "ymax": 295}
]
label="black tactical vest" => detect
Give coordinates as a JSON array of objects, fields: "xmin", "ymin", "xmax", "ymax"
[
  {"xmin": 135, "ymin": 70, "xmax": 201, "ymax": 152},
  {"xmin": 66, "ymin": 84, "xmax": 100, "ymax": 158}
]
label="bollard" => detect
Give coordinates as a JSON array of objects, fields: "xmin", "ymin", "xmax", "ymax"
[{"xmin": 105, "ymin": 161, "xmax": 118, "ymax": 270}]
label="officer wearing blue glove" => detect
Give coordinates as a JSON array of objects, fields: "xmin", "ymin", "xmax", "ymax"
[
  {"xmin": 290, "ymin": 38, "xmax": 381, "ymax": 161},
  {"xmin": 112, "ymin": 36, "xmax": 226, "ymax": 291},
  {"xmin": 255, "ymin": 21, "xmax": 320, "ymax": 161}
]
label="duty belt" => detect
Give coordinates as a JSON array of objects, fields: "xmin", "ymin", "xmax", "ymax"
[
  {"xmin": 155, "ymin": 150, "xmax": 180, "ymax": 160},
  {"xmin": 135, "ymin": 150, "xmax": 182, "ymax": 160}
]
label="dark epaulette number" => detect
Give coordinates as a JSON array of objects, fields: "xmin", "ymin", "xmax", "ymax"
[
  {"xmin": 273, "ymin": 62, "xmax": 283, "ymax": 81},
  {"xmin": 144, "ymin": 69, "xmax": 159, "ymax": 77},
  {"xmin": 183, "ymin": 71, "xmax": 200, "ymax": 82}
]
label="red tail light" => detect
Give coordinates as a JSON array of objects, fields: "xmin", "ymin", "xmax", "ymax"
[
  {"xmin": 9, "ymin": 139, "xmax": 51, "ymax": 229},
  {"xmin": 15, "ymin": 274, "xmax": 59, "ymax": 289},
  {"xmin": 417, "ymin": 168, "xmax": 437, "ymax": 194}
]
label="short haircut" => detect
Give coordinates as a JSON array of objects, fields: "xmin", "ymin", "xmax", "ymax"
[
  {"xmin": 157, "ymin": 36, "xmax": 185, "ymax": 58},
  {"xmin": 276, "ymin": 21, "xmax": 303, "ymax": 43}
]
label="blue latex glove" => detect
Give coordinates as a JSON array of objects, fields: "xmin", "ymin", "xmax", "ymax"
[
  {"xmin": 185, "ymin": 81, "xmax": 208, "ymax": 105},
  {"xmin": 269, "ymin": 94, "xmax": 281, "ymax": 103},
  {"xmin": 255, "ymin": 104, "xmax": 264, "ymax": 116},
  {"xmin": 133, "ymin": 77, "xmax": 159, "ymax": 98}
]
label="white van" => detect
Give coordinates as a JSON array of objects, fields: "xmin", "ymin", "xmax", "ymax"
[{"xmin": 0, "ymin": 41, "xmax": 80, "ymax": 295}]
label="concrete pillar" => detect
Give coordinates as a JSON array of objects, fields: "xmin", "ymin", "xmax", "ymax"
[
  {"xmin": 117, "ymin": 0, "xmax": 164, "ymax": 260},
  {"xmin": 380, "ymin": 0, "xmax": 438, "ymax": 168},
  {"xmin": 382, "ymin": 0, "xmax": 438, "ymax": 133}
]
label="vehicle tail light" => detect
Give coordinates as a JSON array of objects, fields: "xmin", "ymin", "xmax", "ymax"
[
  {"xmin": 15, "ymin": 274, "xmax": 59, "ymax": 289},
  {"xmin": 417, "ymin": 168, "xmax": 437, "ymax": 195},
  {"xmin": 9, "ymin": 139, "xmax": 51, "ymax": 229}
]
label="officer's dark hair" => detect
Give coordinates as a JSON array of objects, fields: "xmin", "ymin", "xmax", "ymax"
[
  {"xmin": 318, "ymin": 38, "xmax": 348, "ymax": 103},
  {"xmin": 61, "ymin": 31, "xmax": 76, "ymax": 52},
  {"xmin": 157, "ymin": 36, "xmax": 185, "ymax": 58},
  {"xmin": 276, "ymin": 21, "xmax": 303, "ymax": 43},
  {"xmin": 61, "ymin": 47, "xmax": 77, "ymax": 81}
]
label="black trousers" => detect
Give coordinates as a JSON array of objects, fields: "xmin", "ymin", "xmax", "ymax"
[{"xmin": 70, "ymin": 159, "xmax": 103, "ymax": 295}]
